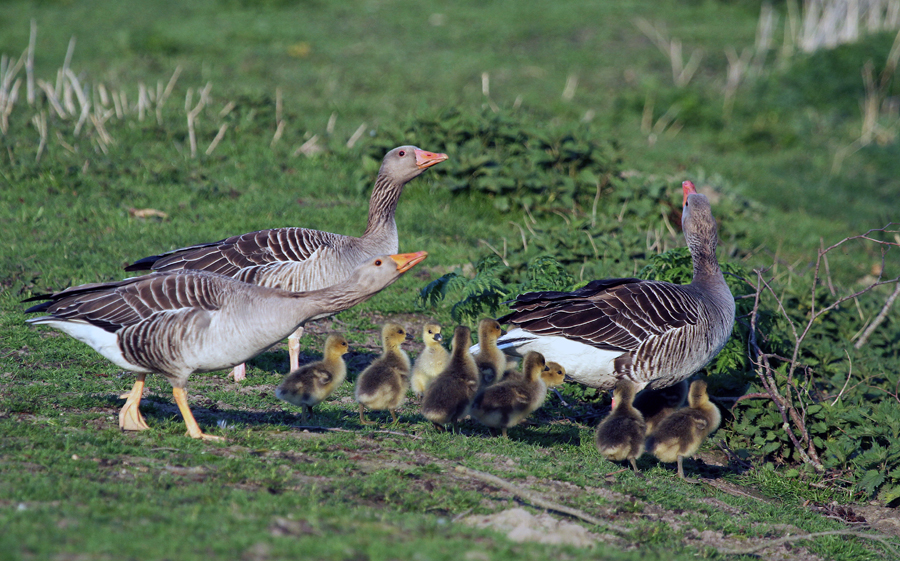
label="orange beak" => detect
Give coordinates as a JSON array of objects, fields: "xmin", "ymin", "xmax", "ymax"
[
  {"xmin": 682, "ymin": 180, "xmax": 697, "ymax": 206},
  {"xmin": 414, "ymin": 148, "xmax": 449, "ymax": 170},
  {"xmin": 389, "ymin": 251, "xmax": 428, "ymax": 273}
]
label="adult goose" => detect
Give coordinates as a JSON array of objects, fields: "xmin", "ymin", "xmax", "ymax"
[
  {"xmin": 24, "ymin": 252, "xmax": 427, "ymax": 441},
  {"xmin": 125, "ymin": 146, "xmax": 447, "ymax": 380},
  {"xmin": 481, "ymin": 181, "xmax": 734, "ymax": 391}
]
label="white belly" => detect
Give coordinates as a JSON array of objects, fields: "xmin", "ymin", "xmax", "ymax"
[
  {"xmin": 37, "ymin": 320, "xmax": 149, "ymax": 373},
  {"xmin": 472, "ymin": 329, "xmax": 627, "ymax": 389}
]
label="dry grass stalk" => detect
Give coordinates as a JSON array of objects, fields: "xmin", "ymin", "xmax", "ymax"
[
  {"xmin": 55, "ymin": 36, "xmax": 76, "ymax": 100},
  {"xmin": 271, "ymin": 87, "xmax": 285, "ymax": 147},
  {"xmin": 799, "ymin": 0, "xmax": 900, "ymax": 53},
  {"xmin": 138, "ymin": 83, "xmax": 150, "ymax": 121},
  {"xmin": 634, "ymin": 18, "xmax": 704, "ymax": 87},
  {"xmin": 31, "ymin": 110, "xmax": 47, "ymax": 162},
  {"xmin": 561, "ymin": 73, "xmax": 578, "ymax": 101},
  {"xmin": 1, "ymin": 78, "xmax": 21, "ymax": 134},
  {"xmin": 218, "ymin": 101, "xmax": 235, "ymax": 118},
  {"xmin": 36, "ymin": 80, "xmax": 65, "ymax": 119},
  {"xmin": 345, "ymin": 122, "xmax": 366, "ymax": 148},
  {"xmin": 832, "ymin": 27, "xmax": 900, "ymax": 172},
  {"xmin": 206, "ymin": 123, "xmax": 228, "ymax": 156},
  {"xmin": 156, "ymin": 66, "xmax": 181, "ymax": 125},
  {"xmin": 293, "ymin": 134, "xmax": 321, "ymax": 157},
  {"xmin": 481, "ymin": 71, "xmax": 499, "ymax": 112},
  {"xmin": 185, "ymin": 83, "xmax": 212, "ymax": 158},
  {"xmin": 26, "ymin": 19, "xmax": 36, "ymax": 106}
]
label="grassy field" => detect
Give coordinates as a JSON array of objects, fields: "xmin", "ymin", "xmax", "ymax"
[{"xmin": 2, "ymin": 0, "xmax": 900, "ymax": 559}]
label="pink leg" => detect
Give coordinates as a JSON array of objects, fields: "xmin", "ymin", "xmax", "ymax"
[
  {"xmin": 231, "ymin": 363, "xmax": 246, "ymax": 382},
  {"xmin": 288, "ymin": 327, "xmax": 304, "ymax": 372},
  {"xmin": 119, "ymin": 373, "xmax": 149, "ymax": 431}
]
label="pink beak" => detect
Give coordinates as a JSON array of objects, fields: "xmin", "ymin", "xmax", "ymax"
[{"xmin": 414, "ymin": 148, "xmax": 449, "ymax": 170}]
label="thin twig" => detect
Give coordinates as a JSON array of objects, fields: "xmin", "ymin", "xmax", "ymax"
[
  {"xmin": 718, "ymin": 529, "xmax": 898, "ymax": 557},
  {"xmin": 854, "ymin": 281, "xmax": 900, "ymax": 349},
  {"xmin": 453, "ymin": 465, "xmax": 629, "ymax": 533},
  {"xmin": 290, "ymin": 425, "xmax": 421, "ymax": 440}
]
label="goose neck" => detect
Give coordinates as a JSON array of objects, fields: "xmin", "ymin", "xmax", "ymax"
[{"xmin": 362, "ymin": 174, "xmax": 403, "ymax": 240}]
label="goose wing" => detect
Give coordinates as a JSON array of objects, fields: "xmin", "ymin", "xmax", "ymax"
[
  {"xmin": 499, "ymin": 278, "xmax": 700, "ymax": 353},
  {"xmin": 125, "ymin": 227, "xmax": 343, "ymax": 276},
  {"xmin": 25, "ymin": 271, "xmax": 224, "ymax": 333}
]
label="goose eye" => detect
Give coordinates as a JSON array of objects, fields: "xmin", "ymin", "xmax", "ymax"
[
  {"xmin": 398, "ymin": 150, "xmax": 406, "ymax": 157},
  {"xmin": 375, "ymin": 259, "xmax": 382, "ymax": 266}
]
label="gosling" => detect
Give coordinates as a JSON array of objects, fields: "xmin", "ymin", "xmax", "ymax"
[
  {"xmin": 410, "ymin": 324, "xmax": 449, "ymax": 397},
  {"xmin": 632, "ymin": 380, "xmax": 689, "ymax": 433},
  {"xmin": 355, "ymin": 323, "xmax": 410, "ymax": 425},
  {"xmin": 421, "ymin": 325, "xmax": 479, "ymax": 430},
  {"xmin": 473, "ymin": 318, "xmax": 506, "ymax": 387},
  {"xmin": 276, "ymin": 334, "xmax": 350, "ymax": 424},
  {"xmin": 595, "ymin": 379, "xmax": 646, "ymax": 474},
  {"xmin": 646, "ymin": 380, "xmax": 721, "ymax": 482},
  {"xmin": 471, "ymin": 351, "xmax": 554, "ymax": 438}
]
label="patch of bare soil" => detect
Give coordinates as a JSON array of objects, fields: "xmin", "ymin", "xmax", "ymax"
[{"xmin": 462, "ymin": 508, "xmax": 603, "ymax": 548}]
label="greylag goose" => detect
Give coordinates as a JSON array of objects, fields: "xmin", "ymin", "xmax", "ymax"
[
  {"xmin": 646, "ymin": 380, "xmax": 721, "ymax": 482},
  {"xmin": 125, "ymin": 146, "xmax": 448, "ymax": 380},
  {"xmin": 355, "ymin": 323, "xmax": 411, "ymax": 425},
  {"xmin": 410, "ymin": 323, "xmax": 449, "ymax": 397},
  {"xmin": 478, "ymin": 181, "xmax": 734, "ymax": 391},
  {"xmin": 24, "ymin": 252, "xmax": 427, "ymax": 440},
  {"xmin": 472, "ymin": 318, "xmax": 506, "ymax": 387},
  {"xmin": 421, "ymin": 326, "xmax": 479, "ymax": 430},
  {"xmin": 632, "ymin": 380, "xmax": 688, "ymax": 433},
  {"xmin": 595, "ymin": 379, "xmax": 646, "ymax": 474},
  {"xmin": 471, "ymin": 351, "xmax": 563, "ymax": 438},
  {"xmin": 276, "ymin": 334, "xmax": 349, "ymax": 424}
]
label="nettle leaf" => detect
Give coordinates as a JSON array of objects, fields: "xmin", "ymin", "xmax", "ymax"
[
  {"xmin": 878, "ymin": 484, "xmax": 900, "ymax": 504},
  {"xmin": 858, "ymin": 470, "xmax": 887, "ymax": 497}
]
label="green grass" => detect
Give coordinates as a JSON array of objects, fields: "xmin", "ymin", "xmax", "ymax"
[{"xmin": 2, "ymin": 0, "xmax": 900, "ymax": 559}]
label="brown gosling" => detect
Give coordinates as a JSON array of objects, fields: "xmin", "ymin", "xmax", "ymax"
[
  {"xmin": 470, "ymin": 351, "xmax": 553, "ymax": 438},
  {"xmin": 645, "ymin": 380, "xmax": 721, "ymax": 482},
  {"xmin": 632, "ymin": 380, "xmax": 689, "ymax": 433},
  {"xmin": 355, "ymin": 323, "xmax": 410, "ymax": 425},
  {"xmin": 275, "ymin": 334, "xmax": 349, "ymax": 424},
  {"xmin": 410, "ymin": 324, "xmax": 449, "ymax": 397},
  {"xmin": 473, "ymin": 318, "xmax": 506, "ymax": 387},
  {"xmin": 421, "ymin": 326, "xmax": 479, "ymax": 430},
  {"xmin": 595, "ymin": 379, "xmax": 646, "ymax": 474}
]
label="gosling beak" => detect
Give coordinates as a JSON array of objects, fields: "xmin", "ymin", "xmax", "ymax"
[
  {"xmin": 389, "ymin": 251, "xmax": 428, "ymax": 273},
  {"xmin": 414, "ymin": 148, "xmax": 449, "ymax": 170},
  {"xmin": 433, "ymin": 332, "xmax": 443, "ymax": 342},
  {"xmin": 682, "ymin": 180, "xmax": 697, "ymax": 207}
]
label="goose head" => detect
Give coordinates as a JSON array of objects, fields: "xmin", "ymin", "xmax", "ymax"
[
  {"xmin": 379, "ymin": 146, "xmax": 448, "ymax": 185},
  {"xmin": 338, "ymin": 251, "xmax": 427, "ymax": 297},
  {"xmin": 522, "ymin": 351, "xmax": 546, "ymax": 382}
]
